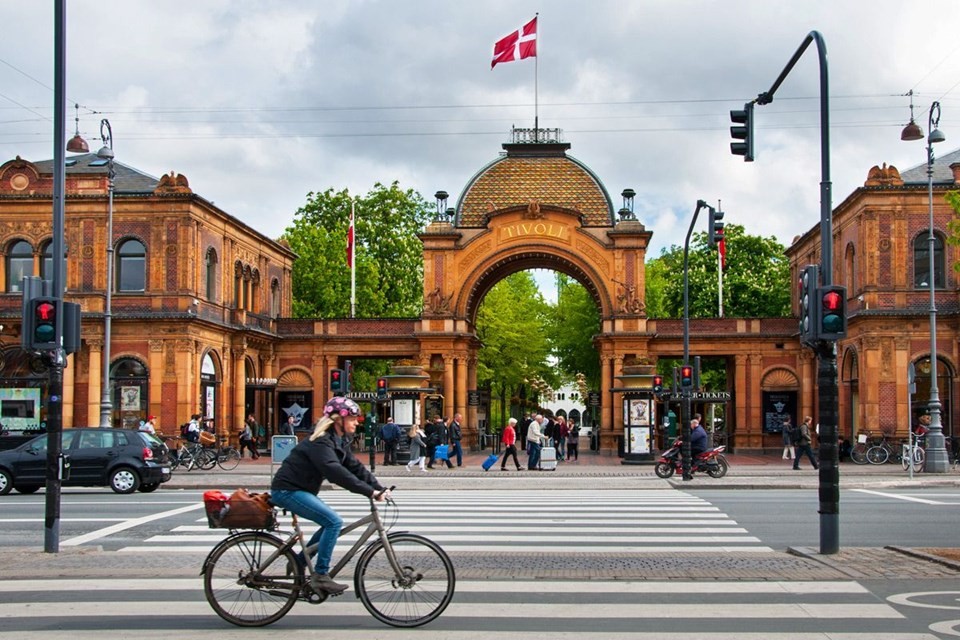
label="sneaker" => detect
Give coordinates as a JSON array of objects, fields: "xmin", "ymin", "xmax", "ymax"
[
  {"xmin": 310, "ymin": 573, "xmax": 347, "ymax": 595},
  {"xmin": 421, "ymin": 467, "xmax": 430, "ymax": 472}
]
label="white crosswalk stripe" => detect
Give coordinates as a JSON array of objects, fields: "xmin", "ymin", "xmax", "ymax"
[
  {"xmin": 0, "ymin": 578, "xmax": 937, "ymax": 639},
  {"xmin": 115, "ymin": 489, "xmax": 771, "ymax": 554}
]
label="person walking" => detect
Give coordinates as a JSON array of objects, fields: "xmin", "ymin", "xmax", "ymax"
[
  {"xmin": 380, "ymin": 417, "xmax": 400, "ymax": 466},
  {"xmin": 449, "ymin": 413, "xmax": 464, "ymax": 467},
  {"xmin": 555, "ymin": 416, "xmax": 568, "ymax": 462},
  {"xmin": 781, "ymin": 416, "xmax": 795, "ymax": 460},
  {"xmin": 140, "ymin": 415, "xmax": 157, "ymax": 435},
  {"xmin": 793, "ymin": 415, "xmax": 819, "ymax": 470},
  {"xmin": 499, "ymin": 417, "xmax": 523, "ymax": 470},
  {"xmin": 428, "ymin": 416, "xmax": 453, "ymax": 469},
  {"xmin": 279, "ymin": 414, "xmax": 296, "ymax": 436},
  {"xmin": 238, "ymin": 418, "xmax": 259, "ymax": 459},
  {"xmin": 405, "ymin": 424, "xmax": 429, "ymax": 472},
  {"xmin": 270, "ymin": 396, "xmax": 389, "ymax": 596},
  {"xmin": 567, "ymin": 422, "xmax": 580, "ymax": 461},
  {"xmin": 527, "ymin": 414, "xmax": 544, "ymax": 470}
]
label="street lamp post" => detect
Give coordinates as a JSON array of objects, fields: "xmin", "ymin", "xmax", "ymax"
[
  {"xmin": 97, "ymin": 119, "xmax": 115, "ymax": 429},
  {"xmin": 901, "ymin": 100, "xmax": 950, "ymax": 473}
]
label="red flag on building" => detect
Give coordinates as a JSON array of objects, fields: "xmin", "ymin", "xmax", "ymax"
[
  {"xmin": 491, "ymin": 17, "xmax": 537, "ymax": 69},
  {"xmin": 346, "ymin": 206, "xmax": 355, "ymax": 268}
]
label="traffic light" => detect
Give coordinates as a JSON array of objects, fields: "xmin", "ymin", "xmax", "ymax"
[
  {"xmin": 344, "ymin": 359, "xmax": 353, "ymax": 393},
  {"xmin": 798, "ymin": 264, "xmax": 819, "ymax": 346},
  {"xmin": 708, "ymin": 207, "xmax": 725, "ymax": 248},
  {"xmin": 818, "ymin": 285, "xmax": 847, "ymax": 341},
  {"xmin": 652, "ymin": 375, "xmax": 663, "ymax": 394},
  {"xmin": 31, "ymin": 296, "xmax": 59, "ymax": 350},
  {"xmin": 680, "ymin": 365, "xmax": 693, "ymax": 388},
  {"xmin": 730, "ymin": 102, "xmax": 755, "ymax": 162},
  {"xmin": 330, "ymin": 368, "xmax": 345, "ymax": 395},
  {"xmin": 376, "ymin": 377, "xmax": 388, "ymax": 400}
]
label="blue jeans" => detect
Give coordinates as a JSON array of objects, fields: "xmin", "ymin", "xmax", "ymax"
[
  {"xmin": 527, "ymin": 442, "xmax": 541, "ymax": 470},
  {"xmin": 270, "ymin": 489, "xmax": 342, "ymax": 575},
  {"xmin": 450, "ymin": 441, "xmax": 463, "ymax": 466}
]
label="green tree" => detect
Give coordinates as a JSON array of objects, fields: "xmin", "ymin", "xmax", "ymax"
[
  {"xmin": 283, "ymin": 182, "xmax": 431, "ymax": 318},
  {"xmin": 546, "ymin": 274, "xmax": 601, "ymax": 391},
  {"xmin": 475, "ymin": 272, "xmax": 555, "ymax": 427},
  {"xmin": 645, "ymin": 224, "xmax": 791, "ymax": 319}
]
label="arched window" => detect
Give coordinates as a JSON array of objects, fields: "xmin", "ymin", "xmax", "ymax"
[
  {"xmin": 117, "ymin": 239, "xmax": 146, "ymax": 292},
  {"xmin": 6, "ymin": 240, "xmax": 34, "ymax": 292},
  {"xmin": 914, "ymin": 232, "xmax": 945, "ymax": 289},
  {"xmin": 251, "ymin": 269, "xmax": 260, "ymax": 314},
  {"xmin": 205, "ymin": 248, "xmax": 218, "ymax": 301},
  {"xmin": 844, "ymin": 242, "xmax": 856, "ymax": 294},
  {"xmin": 40, "ymin": 240, "xmax": 53, "ymax": 283},
  {"xmin": 234, "ymin": 261, "xmax": 243, "ymax": 309}
]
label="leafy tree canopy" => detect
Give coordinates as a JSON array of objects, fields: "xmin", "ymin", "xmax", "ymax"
[
  {"xmin": 546, "ymin": 274, "xmax": 601, "ymax": 391},
  {"xmin": 282, "ymin": 182, "xmax": 431, "ymax": 318},
  {"xmin": 645, "ymin": 223, "xmax": 791, "ymax": 319}
]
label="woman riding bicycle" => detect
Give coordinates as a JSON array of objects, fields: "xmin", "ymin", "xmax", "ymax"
[{"xmin": 270, "ymin": 396, "xmax": 391, "ymax": 596}]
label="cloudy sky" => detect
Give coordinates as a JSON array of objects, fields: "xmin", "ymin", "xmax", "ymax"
[{"xmin": 2, "ymin": 1, "xmax": 959, "ymax": 264}]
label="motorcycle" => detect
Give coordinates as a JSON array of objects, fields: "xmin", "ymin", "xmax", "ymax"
[{"xmin": 654, "ymin": 437, "xmax": 728, "ymax": 479}]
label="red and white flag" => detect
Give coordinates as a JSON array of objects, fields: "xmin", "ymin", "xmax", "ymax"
[
  {"xmin": 346, "ymin": 205, "xmax": 355, "ymax": 268},
  {"xmin": 491, "ymin": 17, "xmax": 537, "ymax": 69},
  {"xmin": 718, "ymin": 236, "xmax": 727, "ymax": 271}
]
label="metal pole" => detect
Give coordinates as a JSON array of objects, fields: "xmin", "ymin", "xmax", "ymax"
[
  {"xmin": 45, "ymin": 0, "xmax": 67, "ymax": 553},
  {"xmin": 756, "ymin": 31, "xmax": 839, "ymax": 552},
  {"xmin": 99, "ymin": 120, "xmax": 115, "ymax": 428},
  {"xmin": 681, "ymin": 200, "xmax": 707, "ymax": 481},
  {"xmin": 923, "ymin": 102, "xmax": 949, "ymax": 473}
]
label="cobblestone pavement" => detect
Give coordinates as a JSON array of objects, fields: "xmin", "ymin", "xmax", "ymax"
[{"xmin": 2, "ymin": 546, "xmax": 958, "ymax": 582}]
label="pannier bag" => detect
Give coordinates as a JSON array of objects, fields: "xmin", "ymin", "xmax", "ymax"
[{"xmin": 204, "ymin": 488, "xmax": 275, "ymax": 529}]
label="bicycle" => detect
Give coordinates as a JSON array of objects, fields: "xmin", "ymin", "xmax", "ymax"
[
  {"xmin": 196, "ymin": 437, "xmax": 242, "ymax": 471},
  {"xmin": 201, "ymin": 488, "xmax": 455, "ymax": 628},
  {"xmin": 165, "ymin": 438, "xmax": 205, "ymax": 472},
  {"xmin": 865, "ymin": 433, "xmax": 896, "ymax": 465},
  {"xmin": 900, "ymin": 437, "xmax": 925, "ymax": 473}
]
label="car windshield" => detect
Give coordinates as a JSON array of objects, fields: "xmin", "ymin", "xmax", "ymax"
[{"xmin": 137, "ymin": 432, "xmax": 164, "ymax": 446}]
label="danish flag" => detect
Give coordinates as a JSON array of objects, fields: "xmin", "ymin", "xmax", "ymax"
[{"xmin": 491, "ymin": 17, "xmax": 538, "ymax": 69}]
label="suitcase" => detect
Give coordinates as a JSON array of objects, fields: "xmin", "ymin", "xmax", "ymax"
[
  {"xmin": 482, "ymin": 453, "xmax": 499, "ymax": 471},
  {"xmin": 540, "ymin": 446, "xmax": 557, "ymax": 470}
]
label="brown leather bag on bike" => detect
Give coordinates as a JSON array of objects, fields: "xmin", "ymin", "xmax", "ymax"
[{"xmin": 216, "ymin": 488, "xmax": 275, "ymax": 529}]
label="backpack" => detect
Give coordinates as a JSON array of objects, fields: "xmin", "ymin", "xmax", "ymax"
[
  {"xmin": 791, "ymin": 425, "xmax": 804, "ymax": 446},
  {"xmin": 180, "ymin": 422, "xmax": 190, "ymax": 437}
]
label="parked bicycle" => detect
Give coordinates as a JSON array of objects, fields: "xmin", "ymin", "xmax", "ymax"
[
  {"xmin": 900, "ymin": 436, "xmax": 925, "ymax": 473},
  {"xmin": 197, "ymin": 437, "xmax": 241, "ymax": 471},
  {"xmin": 202, "ymin": 488, "xmax": 455, "ymax": 628},
  {"xmin": 165, "ymin": 437, "xmax": 205, "ymax": 472}
]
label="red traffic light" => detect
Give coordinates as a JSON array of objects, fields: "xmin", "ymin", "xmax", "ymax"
[
  {"xmin": 680, "ymin": 366, "xmax": 693, "ymax": 387},
  {"xmin": 376, "ymin": 378, "xmax": 387, "ymax": 389},
  {"xmin": 821, "ymin": 290, "xmax": 842, "ymax": 311},
  {"xmin": 36, "ymin": 301, "xmax": 56, "ymax": 321}
]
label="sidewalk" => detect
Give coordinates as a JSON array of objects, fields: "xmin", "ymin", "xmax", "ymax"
[{"xmin": 165, "ymin": 447, "xmax": 960, "ymax": 492}]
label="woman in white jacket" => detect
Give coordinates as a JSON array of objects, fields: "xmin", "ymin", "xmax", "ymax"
[{"xmin": 405, "ymin": 424, "xmax": 429, "ymax": 472}]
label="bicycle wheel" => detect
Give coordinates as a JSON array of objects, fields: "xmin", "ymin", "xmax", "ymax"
[
  {"xmin": 851, "ymin": 443, "xmax": 869, "ymax": 465},
  {"xmin": 866, "ymin": 445, "xmax": 889, "ymax": 465},
  {"xmin": 198, "ymin": 448, "xmax": 218, "ymax": 471},
  {"xmin": 912, "ymin": 447, "xmax": 925, "ymax": 473},
  {"xmin": 203, "ymin": 531, "xmax": 300, "ymax": 627},
  {"xmin": 218, "ymin": 448, "xmax": 242, "ymax": 471},
  {"xmin": 900, "ymin": 446, "xmax": 911, "ymax": 471},
  {"xmin": 355, "ymin": 532, "xmax": 455, "ymax": 628}
]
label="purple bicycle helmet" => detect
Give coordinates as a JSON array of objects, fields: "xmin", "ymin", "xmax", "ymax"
[{"xmin": 323, "ymin": 396, "xmax": 361, "ymax": 418}]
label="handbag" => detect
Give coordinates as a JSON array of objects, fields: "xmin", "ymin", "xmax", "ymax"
[
  {"xmin": 434, "ymin": 444, "xmax": 450, "ymax": 461},
  {"xmin": 205, "ymin": 488, "xmax": 275, "ymax": 529}
]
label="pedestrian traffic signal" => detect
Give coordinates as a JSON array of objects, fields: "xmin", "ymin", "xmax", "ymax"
[
  {"xmin": 652, "ymin": 375, "xmax": 663, "ymax": 394},
  {"xmin": 377, "ymin": 377, "xmax": 388, "ymax": 400},
  {"xmin": 798, "ymin": 264, "xmax": 818, "ymax": 347},
  {"xmin": 344, "ymin": 359, "xmax": 353, "ymax": 393},
  {"xmin": 330, "ymin": 368, "xmax": 345, "ymax": 394},
  {"xmin": 680, "ymin": 366, "xmax": 693, "ymax": 388},
  {"xmin": 818, "ymin": 285, "xmax": 847, "ymax": 341},
  {"xmin": 730, "ymin": 102, "xmax": 755, "ymax": 162},
  {"xmin": 31, "ymin": 296, "xmax": 59, "ymax": 350},
  {"xmin": 708, "ymin": 207, "xmax": 725, "ymax": 248}
]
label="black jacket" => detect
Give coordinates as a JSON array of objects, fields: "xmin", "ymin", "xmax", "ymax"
[{"xmin": 271, "ymin": 431, "xmax": 384, "ymax": 498}]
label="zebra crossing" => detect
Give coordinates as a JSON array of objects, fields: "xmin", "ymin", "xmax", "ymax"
[
  {"xmin": 117, "ymin": 489, "xmax": 773, "ymax": 554},
  {"xmin": 0, "ymin": 577, "xmax": 936, "ymax": 638}
]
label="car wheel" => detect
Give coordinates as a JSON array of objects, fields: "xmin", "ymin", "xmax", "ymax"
[
  {"xmin": 138, "ymin": 482, "xmax": 160, "ymax": 493},
  {"xmin": 109, "ymin": 467, "xmax": 141, "ymax": 494},
  {"xmin": 0, "ymin": 469, "xmax": 12, "ymax": 496},
  {"xmin": 15, "ymin": 485, "xmax": 42, "ymax": 494}
]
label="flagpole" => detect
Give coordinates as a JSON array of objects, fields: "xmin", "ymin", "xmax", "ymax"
[
  {"xmin": 718, "ymin": 247, "xmax": 724, "ymax": 318},
  {"xmin": 534, "ymin": 12, "xmax": 539, "ymax": 139},
  {"xmin": 350, "ymin": 201, "xmax": 356, "ymax": 319}
]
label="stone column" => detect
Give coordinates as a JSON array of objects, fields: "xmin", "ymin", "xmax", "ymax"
[
  {"xmin": 177, "ymin": 339, "xmax": 197, "ymax": 421},
  {"xmin": 455, "ymin": 353, "xmax": 468, "ymax": 426},
  {"xmin": 232, "ymin": 347, "xmax": 246, "ymax": 441},
  {"xmin": 600, "ymin": 354, "xmax": 612, "ymax": 452},
  {"xmin": 149, "ymin": 340, "xmax": 163, "ymax": 428},
  {"xmin": 86, "ymin": 338, "xmax": 103, "ymax": 427},
  {"xmin": 63, "ymin": 352, "xmax": 75, "ymax": 428},
  {"xmin": 748, "ymin": 353, "xmax": 763, "ymax": 449},
  {"xmin": 612, "ymin": 355, "xmax": 624, "ymax": 440},
  {"xmin": 467, "ymin": 355, "xmax": 478, "ymax": 439},
  {"xmin": 442, "ymin": 354, "xmax": 455, "ymax": 419}
]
